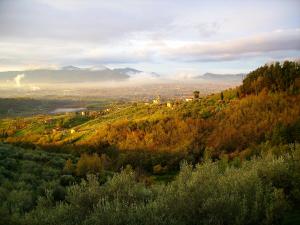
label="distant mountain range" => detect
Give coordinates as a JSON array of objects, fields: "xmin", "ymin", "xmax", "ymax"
[
  {"xmin": 0, "ymin": 66, "xmax": 156, "ymax": 84},
  {"xmin": 196, "ymin": 73, "xmax": 245, "ymax": 82},
  {"xmin": 0, "ymin": 66, "xmax": 246, "ymax": 85},
  {"xmin": 112, "ymin": 68, "xmax": 142, "ymax": 75}
]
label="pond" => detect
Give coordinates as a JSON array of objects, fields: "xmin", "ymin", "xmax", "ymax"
[{"xmin": 51, "ymin": 107, "xmax": 87, "ymax": 114}]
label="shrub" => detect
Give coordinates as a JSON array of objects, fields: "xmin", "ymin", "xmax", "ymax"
[{"xmin": 24, "ymin": 146, "xmax": 300, "ymax": 225}]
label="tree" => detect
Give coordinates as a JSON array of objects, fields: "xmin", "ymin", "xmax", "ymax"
[
  {"xmin": 241, "ymin": 61, "xmax": 300, "ymax": 95},
  {"xmin": 193, "ymin": 91, "xmax": 200, "ymax": 99},
  {"xmin": 63, "ymin": 159, "xmax": 74, "ymax": 175},
  {"xmin": 271, "ymin": 119, "xmax": 300, "ymax": 150},
  {"xmin": 220, "ymin": 92, "xmax": 224, "ymax": 101},
  {"xmin": 76, "ymin": 154, "xmax": 103, "ymax": 177}
]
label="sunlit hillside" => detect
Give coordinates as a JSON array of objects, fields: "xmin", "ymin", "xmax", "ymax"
[{"xmin": 0, "ymin": 61, "xmax": 300, "ymax": 224}]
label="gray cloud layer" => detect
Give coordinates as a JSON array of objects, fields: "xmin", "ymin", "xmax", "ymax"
[
  {"xmin": 0, "ymin": 0, "xmax": 299, "ymax": 71},
  {"xmin": 0, "ymin": 0, "xmax": 175, "ymax": 42},
  {"xmin": 162, "ymin": 29, "xmax": 300, "ymax": 62},
  {"xmin": 1, "ymin": 29, "xmax": 299, "ymax": 67}
]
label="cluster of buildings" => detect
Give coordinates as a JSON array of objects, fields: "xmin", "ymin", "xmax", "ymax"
[{"xmin": 148, "ymin": 92, "xmax": 201, "ymax": 108}]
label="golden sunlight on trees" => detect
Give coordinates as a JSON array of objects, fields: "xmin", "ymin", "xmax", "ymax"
[
  {"xmin": 63, "ymin": 159, "xmax": 74, "ymax": 175},
  {"xmin": 76, "ymin": 153, "xmax": 103, "ymax": 176},
  {"xmin": 241, "ymin": 61, "xmax": 300, "ymax": 95}
]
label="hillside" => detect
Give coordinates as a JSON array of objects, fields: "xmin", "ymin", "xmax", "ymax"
[
  {"xmin": 0, "ymin": 61, "xmax": 300, "ymax": 224},
  {"xmin": 0, "ymin": 61, "xmax": 299, "ymax": 167}
]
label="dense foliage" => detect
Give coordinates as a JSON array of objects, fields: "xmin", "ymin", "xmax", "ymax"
[
  {"xmin": 21, "ymin": 145, "xmax": 300, "ymax": 225},
  {"xmin": 241, "ymin": 61, "xmax": 300, "ymax": 95},
  {"xmin": 0, "ymin": 144, "xmax": 77, "ymax": 225}
]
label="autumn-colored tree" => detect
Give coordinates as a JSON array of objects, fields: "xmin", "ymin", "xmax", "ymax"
[
  {"xmin": 76, "ymin": 153, "xmax": 103, "ymax": 177},
  {"xmin": 63, "ymin": 159, "xmax": 74, "ymax": 175},
  {"xmin": 241, "ymin": 61, "xmax": 300, "ymax": 95},
  {"xmin": 153, "ymin": 164, "xmax": 165, "ymax": 174}
]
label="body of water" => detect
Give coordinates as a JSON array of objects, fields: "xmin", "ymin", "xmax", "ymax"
[{"xmin": 51, "ymin": 107, "xmax": 87, "ymax": 114}]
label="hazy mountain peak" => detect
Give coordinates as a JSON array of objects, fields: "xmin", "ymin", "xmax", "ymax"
[
  {"xmin": 113, "ymin": 67, "xmax": 142, "ymax": 75},
  {"xmin": 61, "ymin": 65, "xmax": 81, "ymax": 71}
]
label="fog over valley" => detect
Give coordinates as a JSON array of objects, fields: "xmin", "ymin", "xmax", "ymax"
[{"xmin": 0, "ymin": 65, "xmax": 244, "ymax": 98}]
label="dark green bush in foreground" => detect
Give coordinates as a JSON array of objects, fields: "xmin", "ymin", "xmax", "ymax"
[
  {"xmin": 23, "ymin": 145, "xmax": 300, "ymax": 225},
  {"xmin": 0, "ymin": 144, "xmax": 76, "ymax": 225}
]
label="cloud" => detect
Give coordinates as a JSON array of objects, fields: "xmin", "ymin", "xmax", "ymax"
[
  {"xmin": 128, "ymin": 72, "xmax": 160, "ymax": 82},
  {"xmin": 0, "ymin": 29, "xmax": 299, "ymax": 72},
  {"xmin": 30, "ymin": 85, "xmax": 41, "ymax": 91},
  {"xmin": 0, "ymin": 0, "xmax": 299, "ymax": 72},
  {"xmin": 172, "ymin": 71, "xmax": 198, "ymax": 80},
  {"xmin": 14, "ymin": 74, "xmax": 25, "ymax": 87},
  {"xmin": 0, "ymin": 0, "xmax": 174, "ymax": 43},
  {"xmin": 196, "ymin": 22, "xmax": 221, "ymax": 37},
  {"xmin": 161, "ymin": 29, "xmax": 300, "ymax": 62}
]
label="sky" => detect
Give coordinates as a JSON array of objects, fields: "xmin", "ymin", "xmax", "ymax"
[{"xmin": 0, "ymin": 0, "xmax": 299, "ymax": 77}]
